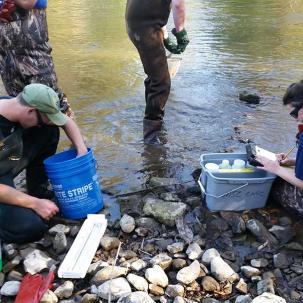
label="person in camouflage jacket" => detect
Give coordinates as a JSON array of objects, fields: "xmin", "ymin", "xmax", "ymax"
[{"xmin": 0, "ymin": 0, "xmax": 72, "ymax": 115}]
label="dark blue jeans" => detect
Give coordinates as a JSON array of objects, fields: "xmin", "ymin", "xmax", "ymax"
[{"xmin": 0, "ymin": 125, "xmax": 59, "ymax": 243}]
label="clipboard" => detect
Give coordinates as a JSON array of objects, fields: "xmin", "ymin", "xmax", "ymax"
[{"xmin": 246, "ymin": 143, "xmax": 276, "ymax": 166}]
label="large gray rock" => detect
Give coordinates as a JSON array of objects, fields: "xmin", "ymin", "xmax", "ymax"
[
  {"xmin": 98, "ymin": 277, "xmax": 132, "ymax": 300},
  {"xmin": 251, "ymin": 293, "xmax": 286, "ymax": 303},
  {"xmin": 127, "ymin": 273, "xmax": 148, "ymax": 292},
  {"xmin": 23, "ymin": 249, "xmax": 56, "ymax": 275},
  {"xmin": 92, "ymin": 266, "xmax": 128, "ymax": 284},
  {"xmin": 176, "ymin": 260, "xmax": 200, "ymax": 285},
  {"xmin": 246, "ymin": 220, "xmax": 278, "ymax": 246},
  {"xmin": 0, "ymin": 281, "xmax": 21, "ymax": 296},
  {"xmin": 145, "ymin": 265, "xmax": 169, "ymax": 288},
  {"xmin": 143, "ymin": 198, "xmax": 187, "ymax": 227},
  {"xmin": 117, "ymin": 292, "xmax": 156, "ymax": 303},
  {"xmin": 220, "ymin": 212, "xmax": 246, "ymax": 234}
]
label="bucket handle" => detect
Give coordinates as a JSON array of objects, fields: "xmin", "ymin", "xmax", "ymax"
[{"xmin": 198, "ymin": 174, "xmax": 249, "ymax": 198}]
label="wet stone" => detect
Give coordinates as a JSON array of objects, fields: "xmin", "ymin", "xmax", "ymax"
[
  {"xmin": 239, "ymin": 91, "xmax": 261, "ymax": 104},
  {"xmin": 268, "ymin": 225, "xmax": 295, "ymax": 244},
  {"xmin": 220, "ymin": 212, "xmax": 246, "ymax": 234}
]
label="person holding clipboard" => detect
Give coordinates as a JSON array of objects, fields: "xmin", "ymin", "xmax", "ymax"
[{"xmin": 256, "ymin": 80, "xmax": 303, "ymax": 217}]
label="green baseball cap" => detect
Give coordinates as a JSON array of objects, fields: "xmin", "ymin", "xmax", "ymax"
[{"xmin": 21, "ymin": 83, "xmax": 68, "ymax": 126}]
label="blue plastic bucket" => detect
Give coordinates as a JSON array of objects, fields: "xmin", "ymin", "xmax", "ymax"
[{"xmin": 44, "ymin": 149, "xmax": 103, "ymax": 219}]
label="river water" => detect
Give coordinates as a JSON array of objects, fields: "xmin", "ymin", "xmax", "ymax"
[{"xmin": 1, "ymin": 0, "xmax": 303, "ymax": 197}]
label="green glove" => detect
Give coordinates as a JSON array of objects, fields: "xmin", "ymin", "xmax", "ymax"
[
  {"xmin": 163, "ymin": 37, "xmax": 182, "ymax": 55},
  {"xmin": 172, "ymin": 28, "xmax": 189, "ymax": 53}
]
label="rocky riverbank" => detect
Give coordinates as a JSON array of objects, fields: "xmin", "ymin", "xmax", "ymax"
[{"xmin": 1, "ymin": 176, "xmax": 303, "ymax": 303}]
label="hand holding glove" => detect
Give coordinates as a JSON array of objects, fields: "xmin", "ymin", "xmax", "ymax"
[
  {"xmin": 163, "ymin": 37, "xmax": 182, "ymax": 54},
  {"xmin": 172, "ymin": 28, "xmax": 190, "ymax": 53}
]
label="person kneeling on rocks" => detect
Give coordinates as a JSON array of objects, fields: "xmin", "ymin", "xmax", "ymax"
[
  {"xmin": 256, "ymin": 80, "xmax": 303, "ymax": 217},
  {"xmin": 0, "ymin": 83, "xmax": 87, "ymax": 244}
]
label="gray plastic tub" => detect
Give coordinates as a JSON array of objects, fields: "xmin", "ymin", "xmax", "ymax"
[{"xmin": 198, "ymin": 153, "xmax": 276, "ymax": 211}]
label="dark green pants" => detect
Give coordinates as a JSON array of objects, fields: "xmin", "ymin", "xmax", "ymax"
[
  {"xmin": 126, "ymin": 0, "xmax": 171, "ymax": 121},
  {"xmin": 0, "ymin": 125, "xmax": 59, "ymax": 243}
]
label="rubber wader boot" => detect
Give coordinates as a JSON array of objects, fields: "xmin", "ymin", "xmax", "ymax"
[{"xmin": 143, "ymin": 119, "xmax": 163, "ymax": 145}]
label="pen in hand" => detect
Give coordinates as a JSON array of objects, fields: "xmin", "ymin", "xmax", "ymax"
[{"xmin": 282, "ymin": 145, "xmax": 296, "ymax": 161}]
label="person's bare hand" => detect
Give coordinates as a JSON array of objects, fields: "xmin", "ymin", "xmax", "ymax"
[
  {"xmin": 256, "ymin": 155, "xmax": 280, "ymax": 175},
  {"xmin": 14, "ymin": 0, "xmax": 37, "ymax": 9},
  {"xmin": 276, "ymin": 153, "xmax": 295, "ymax": 166},
  {"xmin": 32, "ymin": 198, "xmax": 59, "ymax": 220}
]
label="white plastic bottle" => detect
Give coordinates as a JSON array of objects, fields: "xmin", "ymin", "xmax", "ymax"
[{"xmin": 219, "ymin": 159, "xmax": 231, "ymax": 169}]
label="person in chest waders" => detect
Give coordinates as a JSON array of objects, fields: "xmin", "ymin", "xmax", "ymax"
[
  {"xmin": 125, "ymin": 0, "xmax": 189, "ymax": 144},
  {"xmin": 256, "ymin": 80, "xmax": 303, "ymax": 218},
  {"xmin": 0, "ymin": 84, "xmax": 87, "ymax": 244},
  {"xmin": 0, "ymin": 0, "xmax": 73, "ymax": 116}
]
